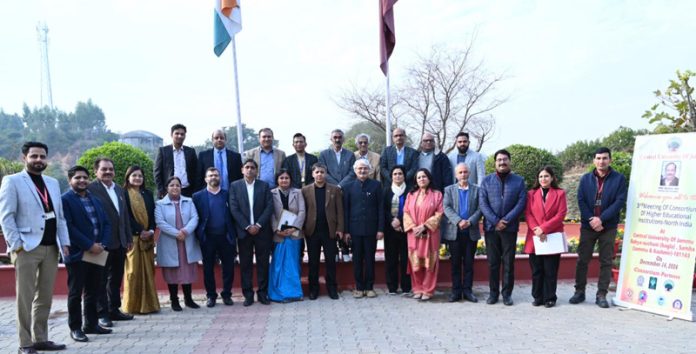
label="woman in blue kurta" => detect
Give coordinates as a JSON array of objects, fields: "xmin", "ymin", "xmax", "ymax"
[{"xmin": 268, "ymin": 169, "xmax": 306, "ymax": 302}]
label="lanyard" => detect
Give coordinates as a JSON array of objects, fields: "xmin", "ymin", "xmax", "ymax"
[{"xmin": 35, "ymin": 185, "xmax": 50, "ymax": 210}]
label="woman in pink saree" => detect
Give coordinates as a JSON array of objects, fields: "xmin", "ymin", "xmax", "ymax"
[{"xmin": 403, "ymin": 168, "xmax": 444, "ymax": 301}]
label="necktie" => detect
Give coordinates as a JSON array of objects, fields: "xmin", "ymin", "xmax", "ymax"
[{"xmin": 217, "ymin": 151, "xmax": 224, "ymax": 179}]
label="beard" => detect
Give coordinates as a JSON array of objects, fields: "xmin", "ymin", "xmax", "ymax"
[
  {"xmin": 27, "ymin": 162, "xmax": 47, "ymax": 173},
  {"xmin": 457, "ymin": 145, "xmax": 469, "ymax": 154}
]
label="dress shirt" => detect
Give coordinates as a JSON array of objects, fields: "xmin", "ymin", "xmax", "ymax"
[
  {"xmin": 173, "ymin": 146, "xmax": 190, "ymax": 188},
  {"xmin": 297, "ymin": 154, "xmax": 306, "ymax": 184},
  {"xmin": 101, "ymin": 181, "xmax": 120, "ymax": 214},
  {"xmin": 214, "ymin": 148, "xmax": 229, "ymax": 189},
  {"xmin": 245, "ymin": 179, "xmax": 255, "ymax": 225},
  {"xmin": 334, "ymin": 148, "xmax": 343, "ymax": 165},
  {"xmin": 259, "ymin": 149, "xmax": 275, "ymax": 188},
  {"xmin": 396, "ymin": 146, "xmax": 405, "ymax": 165}
]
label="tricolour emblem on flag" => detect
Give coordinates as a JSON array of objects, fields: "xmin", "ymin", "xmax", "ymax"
[{"xmin": 214, "ymin": 0, "xmax": 242, "ymax": 57}]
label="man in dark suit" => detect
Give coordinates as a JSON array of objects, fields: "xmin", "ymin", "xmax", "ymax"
[
  {"xmin": 155, "ymin": 123, "xmax": 198, "ymax": 198},
  {"xmin": 229, "ymin": 159, "xmax": 274, "ymax": 306},
  {"xmin": 87, "ymin": 158, "xmax": 134, "ymax": 326},
  {"xmin": 193, "ymin": 167, "xmax": 237, "ymax": 308},
  {"xmin": 282, "ymin": 133, "xmax": 319, "ymax": 189},
  {"xmin": 302, "ymin": 163, "xmax": 344, "ymax": 300},
  {"xmin": 62, "ymin": 166, "xmax": 112, "ymax": 342},
  {"xmin": 380, "ymin": 128, "xmax": 419, "ymax": 188},
  {"xmin": 418, "ymin": 132, "xmax": 453, "ymax": 192},
  {"xmin": 343, "ymin": 159, "xmax": 384, "ymax": 299},
  {"xmin": 197, "ymin": 129, "xmax": 242, "ymax": 191}
]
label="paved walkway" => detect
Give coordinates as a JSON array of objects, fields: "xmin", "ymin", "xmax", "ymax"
[{"xmin": 0, "ymin": 281, "xmax": 694, "ymax": 353}]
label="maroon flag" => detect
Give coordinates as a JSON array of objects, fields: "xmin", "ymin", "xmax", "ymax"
[{"xmin": 379, "ymin": 0, "xmax": 397, "ymax": 75}]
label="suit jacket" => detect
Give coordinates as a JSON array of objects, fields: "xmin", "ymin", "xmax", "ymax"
[
  {"xmin": 61, "ymin": 190, "xmax": 112, "ymax": 264},
  {"xmin": 244, "ymin": 146, "xmax": 286, "ymax": 180},
  {"xmin": 282, "ymin": 153, "xmax": 319, "ymax": 189},
  {"xmin": 155, "ymin": 195, "xmax": 201, "ymax": 267},
  {"xmin": 524, "ymin": 187, "xmax": 567, "ymax": 254},
  {"xmin": 228, "ymin": 179, "xmax": 274, "ymax": 240},
  {"xmin": 192, "ymin": 188, "xmax": 236, "ymax": 245},
  {"xmin": 355, "ymin": 150, "xmax": 381, "ymax": 181},
  {"xmin": 270, "ymin": 188, "xmax": 306, "ymax": 242},
  {"xmin": 478, "ymin": 173, "xmax": 527, "ymax": 233},
  {"xmin": 343, "ymin": 178, "xmax": 384, "ymax": 236},
  {"xmin": 319, "ymin": 148, "xmax": 356, "ymax": 187},
  {"xmin": 380, "ymin": 145, "xmax": 419, "ymax": 188},
  {"xmin": 197, "ymin": 148, "xmax": 243, "ymax": 189},
  {"xmin": 302, "ymin": 183, "xmax": 344, "ymax": 239},
  {"xmin": 660, "ymin": 176, "xmax": 679, "ymax": 186},
  {"xmin": 447, "ymin": 149, "xmax": 486, "ymax": 187},
  {"xmin": 442, "ymin": 184, "xmax": 482, "ymax": 241},
  {"xmin": 87, "ymin": 181, "xmax": 132, "ymax": 250},
  {"xmin": 0, "ymin": 171, "xmax": 70, "ymax": 255},
  {"xmin": 154, "ymin": 144, "xmax": 198, "ymax": 196},
  {"xmin": 123, "ymin": 188, "xmax": 156, "ymax": 235}
]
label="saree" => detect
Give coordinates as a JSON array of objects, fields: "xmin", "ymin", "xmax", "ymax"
[
  {"xmin": 403, "ymin": 189, "xmax": 443, "ymax": 295},
  {"xmin": 268, "ymin": 238, "xmax": 304, "ymax": 302}
]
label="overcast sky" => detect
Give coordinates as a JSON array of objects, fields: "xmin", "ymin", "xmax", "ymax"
[{"xmin": 1, "ymin": 0, "xmax": 694, "ymax": 156}]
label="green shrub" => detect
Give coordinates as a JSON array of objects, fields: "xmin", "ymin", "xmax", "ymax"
[
  {"xmin": 485, "ymin": 144, "xmax": 564, "ymax": 189},
  {"xmin": 0, "ymin": 158, "xmax": 23, "ymax": 186},
  {"xmin": 77, "ymin": 142, "xmax": 155, "ymax": 191}
]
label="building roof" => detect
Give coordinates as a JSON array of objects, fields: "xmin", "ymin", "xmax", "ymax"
[{"xmin": 120, "ymin": 130, "xmax": 162, "ymax": 140}]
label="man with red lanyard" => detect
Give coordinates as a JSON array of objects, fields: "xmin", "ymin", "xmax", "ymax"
[
  {"xmin": 570, "ymin": 147, "xmax": 627, "ymax": 308},
  {"xmin": 0, "ymin": 142, "xmax": 71, "ymax": 353}
]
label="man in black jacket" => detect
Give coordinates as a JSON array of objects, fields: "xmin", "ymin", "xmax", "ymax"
[
  {"xmin": 154, "ymin": 124, "xmax": 198, "ymax": 198},
  {"xmin": 282, "ymin": 133, "xmax": 318, "ymax": 189}
]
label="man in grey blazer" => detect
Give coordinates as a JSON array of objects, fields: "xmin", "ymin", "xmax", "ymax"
[
  {"xmin": 447, "ymin": 132, "xmax": 486, "ymax": 187},
  {"xmin": 87, "ymin": 158, "xmax": 133, "ymax": 327},
  {"xmin": 318, "ymin": 129, "xmax": 356, "ymax": 188},
  {"xmin": 244, "ymin": 127, "xmax": 286, "ymax": 189},
  {"xmin": 443, "ymin": 163, "xmax": 482, "ymax": 303},
  {"xmin": 0, "ymin": 142, "xmax": 70, "ymax": 353}
]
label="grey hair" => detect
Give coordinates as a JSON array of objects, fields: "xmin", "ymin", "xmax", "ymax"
[
  {"xmin": 211, "ymin": 129, "xmax": 227, "ymax": 139},
  {"xmin": 353, "ymin": 158, "xmax": 372, "ymax": 172},
  {"xmin": 330, "ymin": 129, "xmax": 345, "ymax": 138},
  {"xmin": 355, "ymin": 133, "xmax": 371, "ymax": 145}
]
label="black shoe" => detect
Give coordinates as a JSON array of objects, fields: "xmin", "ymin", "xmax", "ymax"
[
  {"xmin": 569, "ymin": 292, "xmax": 586, "ymax": 304},
  {"xmin": 83, "ymin": 326, "xmax": 112, "ymax": 335},
  {"xmin": 110, "ymin": 310, "xmax": 134, "ymax": 321},
  {"xmin": 532, "ymin": 298, "xmax": 543, "ymax": 307},
  {"xmin": 545, "ymin": 300, "xmax": 556, "ymax": 308},
  {"xmin": 70, "ymin": 330, "xmax": 88, "ymax": 342},
  {"xmin": 448, "ymin": 293, "xmax": 462, "ymax": 302},
  {"xmin": 328, "ymin": 291, "xmax": 339, "ymax": 300},
  {"xmin": 596, "ymin": 295, "xmax": 610, "ymax": 308},
  {"xmin": 18, "ymin": 347, "xmax": 38, "ymax": 354},
  {"xmin": 171, "ymin": 299, "xmax": 182, "ymax": 312},
  {"xmin": 185, "ymin": 299, "xmax": 200, "ymax": 309},
  {"xmin": 32, "ymin": 341, "xmax": 66, "ymax": 351},
  {"xmin": 463, "ymin": 293, "xmax": 478, "ymax": 303},
  {"xmin": 308, "ymin": 291, "xmax": 318, "ymax": 300},
  {"xmin": 486, "ymin": 296, "xmax": 498, "ymax": 305},
  {"xmin": 98, "ymin": 317, "xmax": 112, "ymax": 328},
  {"xmin": 206, "ymin": 298, "xmax": 216, "ymax": 308},
  {"xmin": 259, "ymin": 295, "xmax": 271, "ymax": 305},
  {"xmin": 243, "ymin": 297, "xmax": 254, "ymax": 307},
  {"xmin": 222, "ymin": 297, "xmax": 234, "ymax": 306},
  {"xmin": 503, "ymin": 296, "xmax": 513, "ymax": 306}
]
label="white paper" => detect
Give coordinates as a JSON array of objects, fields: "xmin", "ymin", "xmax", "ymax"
[
  {"xmin": 277, "ymin": 210, "xmax": 298, "ymax": 231},
  {"xmin": 82, "ymin": 250, "xmax": 109, "ymax": 266},
  {"xmin": 532, "ymin": 232, "xmax": 568, "ymax": 255}
]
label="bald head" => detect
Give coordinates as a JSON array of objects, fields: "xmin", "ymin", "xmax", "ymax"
[
  {"xmin": 420, "ymin": 132, "xmax": 435, "ymax": 152},
  {"xmin": 212, "ymin": 129, "xmax": 227, "ymax": 149},
  {"xmin": 392, "ymin": 128, "xmax": 406, "ymax": 148}
]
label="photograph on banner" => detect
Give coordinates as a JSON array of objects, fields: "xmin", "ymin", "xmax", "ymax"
[{"xmin": 614, "ymin": 132, "xmax": 696, "ymax": 321}]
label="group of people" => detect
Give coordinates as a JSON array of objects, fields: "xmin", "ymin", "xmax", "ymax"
[{"xmin": 0, "ymin": 124, "xmax": 627, "ymax": 354}]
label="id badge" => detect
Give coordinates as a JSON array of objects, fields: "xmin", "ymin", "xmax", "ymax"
[{"xmin": 45, "ymin": 211, "xmax": 56, "ymax": 220}]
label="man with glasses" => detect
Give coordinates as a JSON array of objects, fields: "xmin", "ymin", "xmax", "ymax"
[
  {"xmin": 380, "ymin": 128, "xmax": 418, "ymax": 189},
  {"xmin": 478, "ymin": 149, "xmax": 526, "ymax": 306},
  {"xmin": 418, "ymin": 132, "xmax": 452, "ymax": 192},
  {"xmin": 354, "ymin": 134, "xmax": 381, "ymax": 181}
]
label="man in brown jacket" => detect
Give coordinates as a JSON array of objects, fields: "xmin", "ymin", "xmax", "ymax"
[{"xmin": 302, "ymin": 162, "xmax": 344, "ymax": 300}]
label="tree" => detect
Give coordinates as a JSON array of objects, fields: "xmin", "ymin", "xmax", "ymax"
[
  {"xmin": 0, "ymin": 110, "xmax": 25, "ymax": 160},
  {"xmin": 78, "ymin": 142, "xmax": 155, "ymax": 191},
  {"xmin": 336, "ymin": 42, "xmax": 507, "ymax": 153},
  {"xmin": 600, "ymin": 126, "xmax": 649, "ymax": 154},
  {"xmin": 485, "ymin": 144, "xmax": 563, "ymax": 189},
  {"xmin": 642, "ymin": 70, "xmax": 696, "ymax": 132},
  {"xmin": 557, "ymin": 139, "xmax": 601, "ymax": 170},
  {"xmin": 0, "ymin": 158, "xmax": 23, "ymax": 186}
]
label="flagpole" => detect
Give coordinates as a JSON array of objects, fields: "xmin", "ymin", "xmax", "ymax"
[
  {"xmin": 231, "ymin": 36, "xmax": 244, "ymax": 153},
  {"xmin": 385, "ymin": 64, "xmax": 392, "ymax": 147}
]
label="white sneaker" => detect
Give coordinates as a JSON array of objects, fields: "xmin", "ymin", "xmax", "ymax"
[{"xmin": 342, "ymin": 254, "xmax": 351, "ymax": 262}]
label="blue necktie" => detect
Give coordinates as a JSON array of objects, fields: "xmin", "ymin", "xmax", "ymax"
[{"xmin": 217, "ymin": 151, "xmax": 224, "ymax": 177}]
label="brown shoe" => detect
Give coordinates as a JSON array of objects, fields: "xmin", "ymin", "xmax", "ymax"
[{"xmin": 365, "ymin": 290, "xmax": 377, "ymax": 298}]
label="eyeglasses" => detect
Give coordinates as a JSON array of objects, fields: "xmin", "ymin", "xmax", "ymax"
[
  {"xmin": 393, "ymin": 134, "xmax": 405, "ymax": 137},
  {"xmin": 422, "ymin": 139, "xmax": 434, "ymax": 143},
  {"xmin": 357, "ymin": 141, "xmax": 368, "ymax": 145}
]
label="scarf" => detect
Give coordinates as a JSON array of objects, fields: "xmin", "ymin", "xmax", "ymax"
[
  {"xmin": 391, "ymin": 182, "xmax": 406, "ymax": 216},
  {"xmin": 128, "ymin": 187, "xmax": 154, "ymax": 251}
]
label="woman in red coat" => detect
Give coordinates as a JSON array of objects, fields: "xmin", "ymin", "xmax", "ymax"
[{"xmin": 524, "ymin": 166, "xmax": 567, "ymax": 308}]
